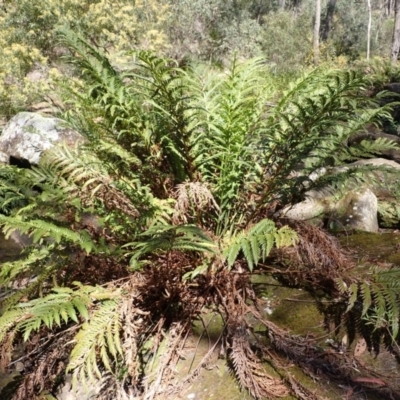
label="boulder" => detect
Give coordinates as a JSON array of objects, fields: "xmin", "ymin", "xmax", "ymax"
[
  {"xmin": 349, "ymin": 128, "xmax": 400, "ymax": 163},
  {"xmin": 282, "ymin": 198, "xmax": 326, "ymax": 225},
  {"xmin": 329, "ymin": 188, "xmax": 379, "ymax": 232},
  {"xmin": 350, "ymin": 157, "xmax": 400, "ymax": 169},
  {"xmin": 56, "ymin": 374, "xmax": 102, "ymax": 400},
  {"xmin": 0, "ymin": 112, "xmax": 82, "ymax": 165},
  {"xmin": 282, "ymin": 158, "xmax": 400, "ymax": 231}
]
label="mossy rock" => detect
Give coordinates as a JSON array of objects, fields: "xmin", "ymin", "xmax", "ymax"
[{"xmin": 378, "ymin": 200, "xmax": 400, "ymax": 228}]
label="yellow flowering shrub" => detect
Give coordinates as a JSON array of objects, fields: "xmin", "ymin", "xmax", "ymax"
[{"xmin": 0, "ymin": 0, "xmax": 169, "ymax": 119}]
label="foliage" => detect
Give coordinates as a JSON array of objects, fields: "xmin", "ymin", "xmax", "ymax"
[
  {"xmin": 260, "ymin": 7, "xmax": 314, "ymax": 71},
  {"xmin": 223, "ymin": 219, "xmax": 298, "ymax": 271},
  {"xmin": 1, "ymin": 30, "xmax": 400, "ymax": 399},
  {"xmin": 0, "ymin": 0, "xmax": 169, "ymax": 119},
  {"xmin": 0, "ymin": 0, "xmax": 398, "ymax": 122},
  {"xmin": 163, "ymin": 0, "xmax": 262, "ymax": 63},
  {"xmin": 334, "ymin": 267, "xmax": 400, "ymax": 353}
]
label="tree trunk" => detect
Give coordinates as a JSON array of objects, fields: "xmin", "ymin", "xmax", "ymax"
[
  {"xmin": 279, "ymin": 0, "xmax": 286, "ymax": 10},
  {"xmin": 392, "ymin": 0, "xmax": 400, "ymax": 63},
  {"xmin": 313, "ymin": 0, "xmax": 321, "ymax": 66},
  {"xmin": 376, "ymin": 0, "xmax": 386, "ymax": 45},
  {"xmin": 367, "ymin": 0, "xmax": 372, "ymax": 60},
  {"xmin": 388, "ymin": 0, "xmax": 394, "ymax": 16},
  {"xmin": 321, "ymin": 0, "xmax": 337, "ymax": 41}
]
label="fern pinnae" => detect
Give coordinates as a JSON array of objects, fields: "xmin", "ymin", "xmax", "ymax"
[
  {"xmin": 68, "ymin": 298, "xmax": 122, "ymax": 386},
  {"xmin": 360, "ymin": 282, "xmax": 372, "ymax": 317},
  {"xmin": 223, "ymin": 219, "xmax": 297, "ymax": 270},
  {"xmin": 345, "ymin": 283, "xmax": 358, "ymax": 313},
  {"xmin": 16, "ymin": 288, "xmax": 92, "ymax": 341},
  {"xmin": 0, "ymin": 309, "xmax": 26, "ymax": 344}
]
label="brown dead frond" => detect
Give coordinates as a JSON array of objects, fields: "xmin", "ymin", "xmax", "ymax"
[
  {"xmin": 228, "ymin": 322, "xmax": 289, "ymax": 399},
  {"xmin": 173, "ymin": 181, "xmax": 219, "ymax": 225},
  {"xmin": 210, "ymin": 269, "xmax": 289, "ymax": 399},
  {"xmin": 12, "ymin": 328, "xmax": 76, "ymax": 400},
  {"xmin": 1, "ymin": 330, "xmax": 17, "ymax": 372},
  {"xmin": 143, "ymin": 321, "xmax": 189, "ymax": 400},
  {"xmin": 120, "ymin": 280, "xmax": 150, "ymax": 387},
  {"xmin": 274, "ymin": 219, "xmax": 354, "ymax": 289}
]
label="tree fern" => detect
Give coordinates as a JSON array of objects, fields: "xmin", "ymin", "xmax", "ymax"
[{"xmin": 0, "ymin": 32, "xmax": 399, "ymax": 399}]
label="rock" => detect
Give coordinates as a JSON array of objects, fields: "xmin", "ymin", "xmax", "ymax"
[
  {"xmin": 9, "ymin": 230, "xmax": 32, "ymax": 248},
  {"xmin": 282, "ymin": 158, "xmax": 396, "ymax": 231},
  {"xmin": 384, "ymin": 82, "xmax": 400, "ymax": 94},
  {"xmin": 283, "ymin": 188, "xmax": 379, "ymax": 232},
  {"xmin": 56, "ymin": 374, "xmax": 102, "ymax": 400},
  {"xmin": 282, "ymin": 198, "xmax": 326, "ymax": 225},
  {"xmin": 0, "ymin": 112, "xmax": 82, "ymax": 165},
  {"xmin": 0, "ymin": 151, "xmax": 8, "ymax": 164},
  {"xmin": 350, "ymin": 157, "xmax": 400, "ymax": 169},
  {"xmin": 378, "ymin": 201, "xmax": 400, "ymax": 228},
  {"xmin": 14, "ymin": 362, "xmax": 24, "ymax": 372},
  {"xmin": 330, "ymin": 188, "xmax": 379, "ymax": 232},
  {"xmin": 349, "ymin": 128, "xmax": 400, "ymax": 163}
]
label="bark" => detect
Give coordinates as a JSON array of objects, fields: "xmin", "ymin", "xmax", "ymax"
[
  {"xmin": 321, "ymin": 0, "xmax": 337, "ymax": 41},
  {"xmin": 367, "ymin": 0, "xmax": 372, "ymax": 60},
  {"xmin": 279, "ymin": 0, "xmax": 286, "ymax": 9},
  {"xmin": 313, "ymin": 0, "xmax": 321, "ymax": 66},
  {"xmin": 392, "ymin": 0, "xmax": 400, "ymax": 63},
  {"xmin": 388, "ymin": 0, "xmax": 394, "ymax": 16}
]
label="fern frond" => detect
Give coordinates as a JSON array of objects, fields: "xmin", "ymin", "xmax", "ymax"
[
  {"xmin": 0, "ymin": 215, "xmax": 95, "ymax": 253},
  {"xmin": 0, "ymin": 309, "xmax": 26, "ymax": 344},
  {"xmin": 68, "ymin": 298, "xmax": 122, "ymax": 386},
  {"xmin": 337, "ymin": 266, "xmax": 400, "ymax": 342},
  {"xmin": 0, "ymin": 246, "xmax": 51, "ymax": 286},
  {"xmin": 223, "ymin": 219, "xmax": 298, "ymax": 271},
  {"xmin": 126, "ymin": 224, "xmax": 216, "ymax": 269},
  {"xmin": 16, "ymin": 286, "xmax": 93, "ymax": 341}
]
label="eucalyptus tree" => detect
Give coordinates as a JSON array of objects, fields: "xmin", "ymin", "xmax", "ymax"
[
  {"xmin": 313, "ymin": 0, "xmax": 321, "ymax": 65},
  {"xmin": 392, "ymin": 0, "xmax": 400, "ymax": 62},
  {"xmin": 367, "ymin": 0, "xmax": 372, "ymax": 60}
]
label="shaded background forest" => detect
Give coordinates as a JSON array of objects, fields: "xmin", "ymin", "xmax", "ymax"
[{"xmin": 0, "ymin": 0, "xmax": 399, "ymax": 122}]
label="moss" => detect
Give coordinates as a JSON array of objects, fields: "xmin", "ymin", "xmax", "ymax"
[
  {"xmin": 378, "ymin": 200, "xmax": 400, "ymax": 228},
  {"xmin": 268, "ymin": 292, "xmax": 326, "ymax": 338},
  {"xmin": 339, "ymin": 231, "xmax": 400, "ymax": 263}
]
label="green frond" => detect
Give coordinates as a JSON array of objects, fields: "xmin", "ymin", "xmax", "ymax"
[
  {"xmin": 0, "ymin": 215, "xmax": 95, "ymax": 253},
  {"xmin": 338, "ymin": 266, "xmax": 400, "ymax": 342},
  {"xmin": 345, "ymin": 283, "xmax": 359, "ymax": 313},
  {"xmin": 0, "ymin": 246, "xmax": 50, "ymax": 287},
  {"xmin": 16, "ymin": 286, "xmax": 93, "ymax": 341},
  {"xmin": 360, "ymin": 282, "xmax": 372, "ymax": 317},
  {"xmin": 40, "ymin": 144, "xmax": 109, "ymax": 193},
  {"xmin": 0, "ymin": 262, "xmax": 58, "ymax": 312},
  {"xmin": 126, "ymin": 224, "xmax": 216, "ymax": 269},
  {"xmin": 0, "ymin": 309, "xmax": 26, "ymax": 344},
  {"xmin": 223, "ymin": 219, "xmax": 298, "ymax": 271},
  {"xmin": 68, "ymin": 299, "xmax": 122, "ymax": 386}
]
